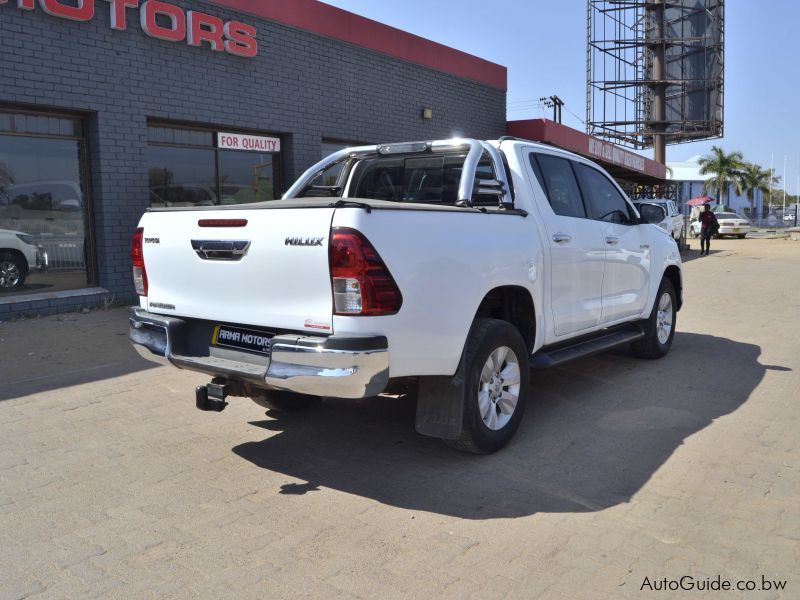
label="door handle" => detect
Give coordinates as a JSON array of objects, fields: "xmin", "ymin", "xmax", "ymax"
[
  {"xmin": 552, "ymin": 233, "xmax": 572, "ymax": 243},
  {"xmin": 605, "ymin": 236, "xmax": 620, "ymax": 245}
]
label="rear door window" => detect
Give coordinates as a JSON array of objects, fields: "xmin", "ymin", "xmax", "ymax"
[{"xmin": 530, "ymin": 154, "xmax": 586, "ymax": 218}]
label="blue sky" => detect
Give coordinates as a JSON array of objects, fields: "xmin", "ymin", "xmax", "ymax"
[{"xmin": 323, "ymin": 0, "xmax": 800, "ymax": 192}]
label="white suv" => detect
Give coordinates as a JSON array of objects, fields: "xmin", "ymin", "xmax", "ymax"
[{"xmin": 0, "ymin": 228, "xmax": 48, "ymax": 291}]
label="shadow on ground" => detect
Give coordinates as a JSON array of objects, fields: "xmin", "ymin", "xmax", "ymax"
[
  {"xmin": 679, "ymin": 248, "xmax": 725, "ymax": 263},
  {"xmin": 233, "ymin": 332, "xmax": 777, "ymax": 519},
  {"xmin": 0, "ymin": 308, "xmax": 157, "ymax": 401}
]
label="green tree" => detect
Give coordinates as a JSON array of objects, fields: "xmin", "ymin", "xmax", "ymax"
[
  {"xmin": 697, "ymin": 146, "xmax": 744, "ymax": 207},
  {"xmin": 738, "ymin": 163, "xmax": 772, "ymax": 216}
]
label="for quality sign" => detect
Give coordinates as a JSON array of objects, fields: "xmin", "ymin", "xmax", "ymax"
[{"xmin": 218, "ymin": 132, "xmax": 281, "ymax": 152}]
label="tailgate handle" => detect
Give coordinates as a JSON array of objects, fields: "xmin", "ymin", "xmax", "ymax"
[{"xmin": 191, "ymin": 240, "xmax": 251, "ymax": 261}]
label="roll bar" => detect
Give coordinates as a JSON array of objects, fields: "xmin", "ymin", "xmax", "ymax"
[{"xmin": 282, "ymin": 138, "xmax": 513, "ymax": 208}]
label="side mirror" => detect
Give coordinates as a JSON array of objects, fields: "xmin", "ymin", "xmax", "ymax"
[
  {"xmin": 54, "ymin": 198, "xmax": 81, "ymax": 211},
  {"xmin": 638, "ymin": 203, "xmax": 666, "ymax": 225}
]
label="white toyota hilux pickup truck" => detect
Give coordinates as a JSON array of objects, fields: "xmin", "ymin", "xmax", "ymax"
[{"xmin": 130, "ymin": 138, "xmax": 682, "ymax": 453}]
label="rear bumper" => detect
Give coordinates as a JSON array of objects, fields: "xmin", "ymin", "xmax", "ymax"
[{"xmin": 128, "ymin": 307, "xmax": 389, "ymax": 398}]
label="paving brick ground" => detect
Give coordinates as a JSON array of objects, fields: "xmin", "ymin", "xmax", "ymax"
[{"xmin": 1, "ymin": 238, "xmax": 798, "ymax": 599}]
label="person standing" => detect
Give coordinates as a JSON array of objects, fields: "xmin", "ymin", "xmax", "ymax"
[{"xmin": 698, "ymin": 204, "xmax": 718, "ymax": 255}]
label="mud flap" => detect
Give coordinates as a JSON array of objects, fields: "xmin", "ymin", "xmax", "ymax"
[{"xmin": 415, "ymin": 374, "xmax": 464, "ymax": 440}]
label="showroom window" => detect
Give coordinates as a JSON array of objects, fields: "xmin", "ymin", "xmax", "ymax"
[
  {"xmin": 0, "ymin": 109, "xmax": 93, "ymax": 297},
  {"xmin": 147, "ymin": 124, "xmax": 282, "ymax": 207}
]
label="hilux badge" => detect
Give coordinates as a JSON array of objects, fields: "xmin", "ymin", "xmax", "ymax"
[{"xmin": 285, "ymin": 236, "xmax": 324, "ymax": 247}]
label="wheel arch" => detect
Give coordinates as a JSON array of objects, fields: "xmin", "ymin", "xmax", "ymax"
[
  {"xmin": 471, "ymin": 285, "xmax": 537, "ymax": 354},
  {"xmin": 663, "ymin": 265, "xmax": 682, "ymax": 311}
]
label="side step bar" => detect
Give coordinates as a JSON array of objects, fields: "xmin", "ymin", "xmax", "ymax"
[{"xmin": 531, "ymin": 325, "xmax": 645, "ymax": 369}]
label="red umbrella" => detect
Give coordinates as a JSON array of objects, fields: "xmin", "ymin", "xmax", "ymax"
[{"xmin": 686, "ymin": 195, "xmax": 715, "ymax": 207}]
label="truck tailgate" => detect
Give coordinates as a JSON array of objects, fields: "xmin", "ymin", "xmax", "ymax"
[{"xmin": 138, "ymin": 208, "xmax": 335, "ymax": 333}]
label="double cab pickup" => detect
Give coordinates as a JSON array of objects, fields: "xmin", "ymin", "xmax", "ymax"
[{"xmin": 130, "ymin": 138, "xmax": 682, "ymax": 453}]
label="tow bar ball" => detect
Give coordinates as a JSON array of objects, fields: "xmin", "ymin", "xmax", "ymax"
[{"xmin": 195, "ymin": 378, "xmax": 232, "ymax": 412}]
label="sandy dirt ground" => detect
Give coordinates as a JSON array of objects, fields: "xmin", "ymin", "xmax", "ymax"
[{"xmin": 1, "ymin": 237, "xmax": 798, "ymax": 599}]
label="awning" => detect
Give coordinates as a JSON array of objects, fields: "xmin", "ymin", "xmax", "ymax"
[{"xmin": 506, "ymin": 119, "xmax": 667, "ymax": 185}]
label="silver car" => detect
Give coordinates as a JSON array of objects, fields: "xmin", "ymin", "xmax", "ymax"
[{"xmin": 690, "ymin": 212, "xmax": 751, "ymax": 239}]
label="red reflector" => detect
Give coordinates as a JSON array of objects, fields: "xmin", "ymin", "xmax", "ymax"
[
  {"xmin": 329, "ymin": 227, "xmax": 402, "ymax": 316},
  {"xmin": 198, "ymin": 219, "xmax": 248, "ymax": 227}
]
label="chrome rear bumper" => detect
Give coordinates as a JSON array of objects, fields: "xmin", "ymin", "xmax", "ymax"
[{"xmin": 128, "ymin": 307, "xmax": 389, "ymax": 398}]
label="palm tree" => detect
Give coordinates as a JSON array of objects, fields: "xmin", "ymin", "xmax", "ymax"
[
  {"xmin": 738, "ymin": 163, "xmax": 772, "ymax": 217},
  {"xmin": 697, "ymin": 146, "xmax": 744, "ymax": 208}
]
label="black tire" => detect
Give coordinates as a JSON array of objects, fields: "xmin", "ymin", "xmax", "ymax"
[
  {"xmin": 631, "ymin": 279, "xmax": 676, "ymax": 359},
  {"xmin": 738, "ymin": 234, "xmax": 746, "ymax": 239},
  {"xmin": 249, "ymin": 390, "xmax": 322, "ymax": 412},
  {"xmin": 0, "ymin": 252, "xmax": 27, "ymax": 291},
  {"xmin": 446, "ymin": 319, "xmax": 530, "ymax": 454}
]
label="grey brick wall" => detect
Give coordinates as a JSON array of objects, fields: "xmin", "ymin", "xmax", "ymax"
[{"xmin": 0, "ymin": 0, "xmax": 506, "ymax": 315}]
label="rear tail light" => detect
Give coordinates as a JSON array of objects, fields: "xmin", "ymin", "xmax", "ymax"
[
  {"xmin": 329, "ymin": 227, "xmax": 402, "ymax": 315},
  {"xmin": 131, "ymin": 227, "xmax": 148, "ymax": 296}
]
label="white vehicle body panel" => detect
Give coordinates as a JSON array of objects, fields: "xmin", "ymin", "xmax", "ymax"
[
  {"xmin": 597, "ymin": 221, "xmax": 650, "ymax": 324},
  {"xmin": 137, "ymin": 208, "xmax": 336, "ymax": 333},
  {"xmin": 330, "ymin": 207, "xmax": 543, "ymax": 377},
  {"xmin": 518, "ymin": 156, "xmax": 605, "ymax": 337}
]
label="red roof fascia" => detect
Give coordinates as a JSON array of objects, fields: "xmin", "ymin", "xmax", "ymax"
[
  {"xmin": 507, "ymin": 119, "xmax": 666, "ymax": 180},
  {"xmin": 208, "ymin": 0, "xmax": 507, "ymax": 90}
]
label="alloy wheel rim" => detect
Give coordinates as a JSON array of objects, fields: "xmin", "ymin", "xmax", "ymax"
[
  {"xmin": 478, "ymin": 346, "xmax": 521, "ymax": 431},
  {"xmin": 0, "ymin": 260, "xmax": 20, "ymax": 289},
  {"xmin": 656, "ymin": 292, "xmax": 673, "ymax": 345}
]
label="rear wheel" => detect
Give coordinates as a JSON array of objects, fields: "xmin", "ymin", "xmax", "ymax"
[
  {"xmin": 631, "ymin": 279, "xmax": 676, "ymax": 359},
  {"xmin": 446, "ymin": 319, "xmax": 530, "ymax": 454},
  {"xmin": 250, "ymin": 390, "xmax": 322, "ymax": 412},
  {"xmin": 738, "ymin": 234, "xmax": 746, "ymax": 239},
  {"xmin": 0, "ymin": 252, "xmax": 27, "ymax": 291}
]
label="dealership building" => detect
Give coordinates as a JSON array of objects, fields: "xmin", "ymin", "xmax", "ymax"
[
  {"xmin": 0, "ymin": 0, "xmax": 507, "ymax": 317},
  {"xmin": 0, "ymin": 0, "xmax": 668, "ymax": 319}
]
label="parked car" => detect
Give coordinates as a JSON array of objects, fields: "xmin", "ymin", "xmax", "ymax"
[
  {"xmin": 0, "ymin": 228, "xmax": 48, "ymax": 290},
  {"xmin": 633, "ymin": 199, "xmax": 683, "ymax": 242},
  {"xmin": 129, "ymin": 138, "xmax": 682, "ymax": 453},
  {"xmin": 690, "ymin": 212, "xmax": 751, "ymax": 239}
]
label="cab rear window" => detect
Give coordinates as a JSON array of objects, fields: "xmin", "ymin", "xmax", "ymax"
[{"xmin": 348, "ymin": 154, "xmax": 498, "ymax": 206}]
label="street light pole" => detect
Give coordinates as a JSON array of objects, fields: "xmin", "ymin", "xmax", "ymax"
[
  {"xmin": 783, "ymin": 154, "xmax": 787, "ymax": 224},
  {"xmin": 794, "ymin": 153, "xmax": 799, "ymax": 227}
]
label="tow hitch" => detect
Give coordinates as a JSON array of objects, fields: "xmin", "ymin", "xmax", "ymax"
[{"xmin": 195, "ymin": 377, "xmax": 237, "ymax": 412}]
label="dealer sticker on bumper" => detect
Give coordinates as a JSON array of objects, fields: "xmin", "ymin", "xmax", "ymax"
[{"xmin": 212, "ymin": 324, "xmax": 273, "ymax": 355}]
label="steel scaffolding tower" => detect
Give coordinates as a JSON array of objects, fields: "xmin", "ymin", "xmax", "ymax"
[{"xmin": 586, "ymin": 0, "xmax": 724, "ymax": 163}]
